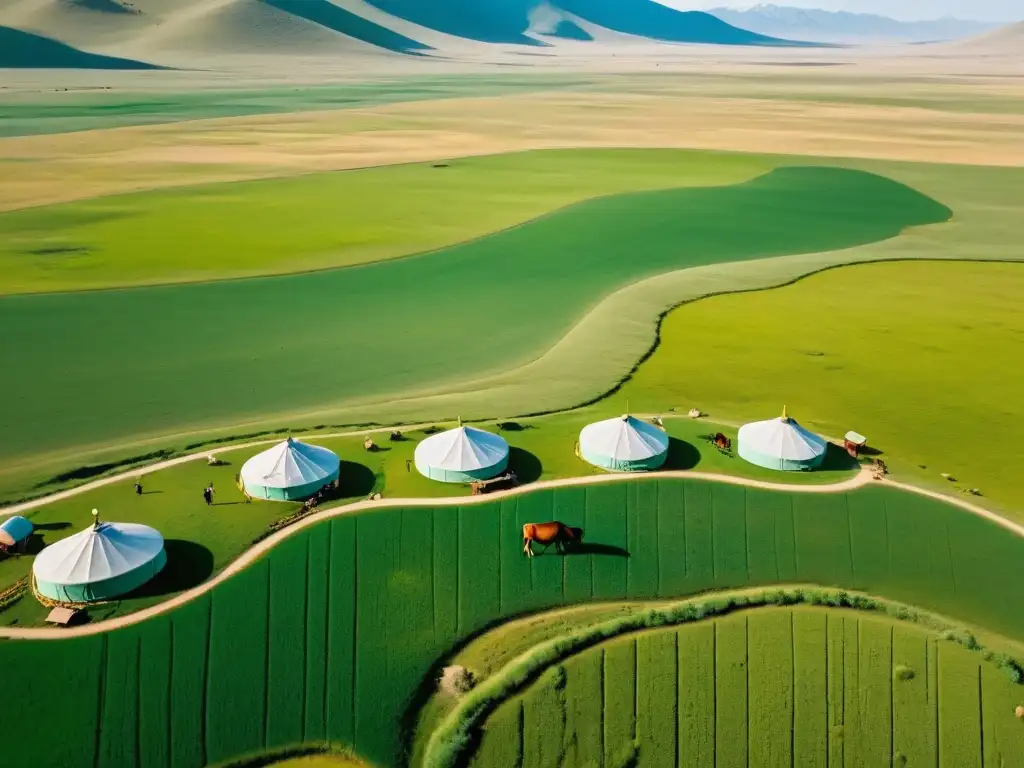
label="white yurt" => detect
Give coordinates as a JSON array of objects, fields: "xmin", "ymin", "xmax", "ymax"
[
  {"xmin": 240, "ymin": 437, "xmax": 340, "ymax": 501},
  {"xmin": 33, "ymin": 510, "xmax": 166, "ymax": 603},
  {"xmin": 414, "ymin": 424, "xmax": 510, "ymax": 483},
  {"xmin": 738, "ymin": 407, "xmax": 828, "ymax": 471},
  {"xmin": 578, "ymin": 414, "xmax": 670, "ymax": 472}
]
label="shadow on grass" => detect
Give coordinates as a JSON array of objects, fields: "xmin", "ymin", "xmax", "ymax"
[
  {"xmin": 820, "ymin": 443, "xmax": 861, "ymax": 472},
  {"xmin": 33, "ymin": 522, "xmax": 72, "ymax": 532},
  {"xmin": 567, "ymin": 543, "xmax": 630, "ymax": 558},
  {"xmin": 498, "ymin": 421, "xmax": 534, "ymax": 432},
  {"xmin": 508, "ymin": 447, "xmax": 542, "ymax": 485},
  {"xmin": 34, "ymin": 449, "xmax": 174, "ymax": 488},
  {"xmin": 131, "ymin": 540, "xmax": 214, "ymax": 598},
  {"xmin": 338, "ymin": 460, "xmax": 376, "ymax": 498},
  {"xmin": 664, "ymin": 437, "xmax": 700, "ymax": 470}
]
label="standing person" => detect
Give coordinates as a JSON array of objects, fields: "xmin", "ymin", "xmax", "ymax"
[
  {"xmin": 134, "ymin": 479, "xmax": 143, "ymax": 495},
  {"xmin": 203, "ymin": 485, "xmax": 213, "ymax": 506}
]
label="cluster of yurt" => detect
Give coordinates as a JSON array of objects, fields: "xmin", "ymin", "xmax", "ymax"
[
  {"xmin": 737, "ymin": 407, "xmax": 827, "ymax": 471},
  {"xmin": 240, "ymin": 437, "xmax": 341, "ymax": 500},
  {"xmin": 33, "ymin": 509, "xmax": 166, "ymax": 603},
  {"xmin": 414, "ymin": 423, "xmax": 510, "ymax": 483},
  {"xmin": 578, "ymin": 414, "xmax": 669, "ymax": 472}
]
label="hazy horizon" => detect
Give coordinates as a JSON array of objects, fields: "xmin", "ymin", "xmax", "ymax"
[{"xmin": 661, "ymin": 0, "xmax": 1020, "ymax": 23}]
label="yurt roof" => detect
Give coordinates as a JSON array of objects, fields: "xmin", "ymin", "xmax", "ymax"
[
  {"xmin": 738, "ymin": 413, "xmax": 828, "ymax": 461},
  {"xmin": 580, "ymin": 415, "xmax": 669, "ymax": 461},
  {"xmin": 414, "ymin": 426, "xmax": 509, "ymax": 472},
  {"xmin": 0, "ymin": 515, "xmax": 33, "ymax": 546},
  {"xmin": 240, "ymin": 438, "xmax": 340, "ymax": 489},
  {"xmin": 33, "ymin": 519, "xmax": 164, "ymax": 587}
]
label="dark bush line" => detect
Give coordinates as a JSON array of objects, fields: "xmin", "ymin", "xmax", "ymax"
[{"xmin": 423, "ymin": 587, "xmax": 1024, "ymax": 768}]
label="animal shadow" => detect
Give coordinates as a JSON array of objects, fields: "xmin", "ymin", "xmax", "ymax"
[{"xmin": 568, "ymin": 543, "xmax": 630, "ymax": 558}]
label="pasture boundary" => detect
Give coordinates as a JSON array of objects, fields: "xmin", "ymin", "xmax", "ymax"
[
  {"xmin": 421, "ymin": 587, "xmax": 1024, "ymax": 768},
  {"xmin": 4, "ymin": 466, "xmax": 1023, "ymax": 641}
]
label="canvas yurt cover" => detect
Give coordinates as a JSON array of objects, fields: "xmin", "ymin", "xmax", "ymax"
[
  {"xmin": 738, "ymin": 407, "xmax": 828, "ymax": 471},
  {"xmin": 579, "ymin": 415, "xmax": 669, "ymax": 472},
  {"xmin": 240, "ymin": 438, "xmax": 341, "ymax": 501},
  {"xmin": 415, "ymin": 425, "xmax": 510, "ymax": 483},
  {"xmin": 33, "ymin": 513, "xmax": 166, "ymax": 602},
  {"xmin": 0, "ymin": 515, "xmax": 33, "ymax": 547}
]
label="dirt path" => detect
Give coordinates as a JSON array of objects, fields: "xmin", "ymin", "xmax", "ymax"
[
  {"xmin": 4, "ymin": 421, "xmax": 446, "ymax": 517},
  {"xmin": 0, "ymin": 465, "xmax": 951, "ymax": 641}
]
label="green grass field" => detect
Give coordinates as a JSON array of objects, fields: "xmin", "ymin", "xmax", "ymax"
[
  {"xmin": 4, "ymin": 479, "xmax": 1024, "ymax": 767},
  {"xmin": 0, "ymin": 411, "xmax": 860, "ymax": 626},
  {"xmin": 0, "ymin": 160, "xmax": 949, "ymax": 500},
  {"xmin": 0, "ymin": 149, "xmax": 766, "ymax": 293},
  {"xmin": 0, "ymin": 75, "xmax": 585, "ymax": 139},
  {"xmin": 614, "ymin": 260, "xmax": 1024, "ymax": 514},
  {"xmin": 463, "ymin": 607, "xmax": 1024, "ymax": 768}
]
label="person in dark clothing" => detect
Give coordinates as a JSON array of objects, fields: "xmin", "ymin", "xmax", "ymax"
[
  {"xmin": 134, "ymin": 480, "xmax": 143, "ymax": 495},
  {"xmin": 203, "ymin": 485, "xmax": 213, "ymax": 506}
]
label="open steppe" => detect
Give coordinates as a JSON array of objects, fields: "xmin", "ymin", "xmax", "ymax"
[{"xmin": 1, "ymin": 9, "xmax": 1023, "ymax": 768}]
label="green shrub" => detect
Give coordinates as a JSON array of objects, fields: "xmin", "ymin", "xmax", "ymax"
[{"xmin": 894, "ymin": 665, "xmax": 916, "ymax": 682}]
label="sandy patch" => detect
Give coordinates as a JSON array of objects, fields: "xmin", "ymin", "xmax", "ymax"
[{"xmin": 2, "ymin": 81, "xmax": 1023, "ymax": 210}]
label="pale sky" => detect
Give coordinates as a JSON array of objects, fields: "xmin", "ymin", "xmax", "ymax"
[{"xmin": 667, "ymin": 1, "xmax": 1021, "ymax": 22}]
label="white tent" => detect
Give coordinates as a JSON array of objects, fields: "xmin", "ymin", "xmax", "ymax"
[
  {"xmin": 240, "ymin": 438, "xmax": 340, "ymax": 500},
  {"xmin": 414, "ymin": 425, "xmax": 510, "ymax": 483},
  {"xmin": 33, "ymin": 513, "xmax": 166, "ymax": 602},
  {"xmin": 737, "ymin": 407, "xmax": 828, "ymax": 471},
  {"xmin": 578, "ymin": 415, "xmax": 669, "ymax": 471}
]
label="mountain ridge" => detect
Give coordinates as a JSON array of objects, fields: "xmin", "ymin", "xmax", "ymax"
[{"xmin": 705, "ymin": 4, "xmax": 997, "ymax": 42}]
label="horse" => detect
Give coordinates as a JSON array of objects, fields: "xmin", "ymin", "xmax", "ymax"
[{"xmin": 522, "ymin": 521, "xmax": 584, "ymax": 557}]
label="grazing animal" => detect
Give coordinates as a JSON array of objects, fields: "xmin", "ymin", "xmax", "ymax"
[{"xmin": 522, "ymin": 521, "xmax": 584, "ymax": 557}]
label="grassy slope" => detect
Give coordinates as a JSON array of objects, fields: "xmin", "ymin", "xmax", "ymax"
[
  {"xmin": 464, "ymin": 608, "xmax": 1024, "ymax": 768},
  {"xmin": 614, "ymin": 260, "xmax": 1024, "ymax": 514},
  {"xmin": 0, "ymin": 149, "xmax": 765, "ymax": 293},
  {"xmin": 0, "ymin": 162, "xmax": 947, "ymax": 498},
  {"xmin": 4, "ymin": 480, "xmax": 1024, "ymax": 768},
  {"xmin": 0, "ymin": 411, "xmax": 860, "ymax": 626}
]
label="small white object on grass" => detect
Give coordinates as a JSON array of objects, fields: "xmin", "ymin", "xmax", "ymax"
[{"xmin": 1015, "ymin": 705, "xmax": 1024, "ymax": 718}]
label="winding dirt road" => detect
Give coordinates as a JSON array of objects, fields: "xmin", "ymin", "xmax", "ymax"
[{"xmin": 4, "ymin": 465, "xmax": 1020, "ymax": 641}]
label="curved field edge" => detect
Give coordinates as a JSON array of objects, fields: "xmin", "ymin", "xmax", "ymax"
[
  {"xmin": 5, "ymin": 479, "xmax": 1024, "ymax": 768},
  {"xmin": 0, "ymin": 468, "xmax": 873, "ymax": 636},
  {"xmin": 0, "ymin": 148, "xmax": 768, "ymax": 294},
  {"xmin": 419, "ymin": 588, "xmax": 1024, "ymax": 768},
  {"xmin": 611, "ymin": 259, "xmax": 1024, "ymax": 513},
  {"xmin": 456, "ymin": 604, "xmax": 1024, "ymax": 768},
  {"xmin": 0, "ymin": 160, "xmax": 959, "ymax": 499}
]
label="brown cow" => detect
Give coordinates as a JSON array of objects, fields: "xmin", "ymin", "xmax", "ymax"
[{"xmin": 522, "ymin": 521, "xmax": 584, "ymax": 557}]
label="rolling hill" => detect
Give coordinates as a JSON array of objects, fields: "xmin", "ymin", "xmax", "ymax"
[
  {"xmin": 0, "ymin": 24, "xmax": 159, "ymax": 68},
  {"xmin": 0, "ymin": 0, "xmax": 791, "ymax": 67},
  {"xmin": 949, "ymin": 20, "xmax": 1024, "ymax": 52}
]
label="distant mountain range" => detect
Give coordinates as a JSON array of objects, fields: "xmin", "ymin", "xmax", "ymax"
[
  {"xmin": 705, "ymin": 4, "xmax": 998, "ymax": 42},
  {"xmin": 0, "ymin": 0, "xmax": 799, "ymax": 69}
]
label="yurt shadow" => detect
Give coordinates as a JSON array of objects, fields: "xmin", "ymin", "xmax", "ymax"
[
  {"xmin": 129, "ymin": 539, "xmax": 214, "ymax": 599},
  {"xmin": 337, "ymin": 460, "xmax": 376, "ymax": 498},
  {"xmin": 507, "ymin": 447, "xmax": 542, "ymax": 484},
  {"xmin": 663, "ymin": 437, "xmax": 700, "ymax": 470},
  {"xmin": 820, "ymin": 443, "xmax": 862, "ymax": 472}
]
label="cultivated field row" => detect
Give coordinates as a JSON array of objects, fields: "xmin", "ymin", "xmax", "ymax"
[
  {"xmin": 473, "ymin": 610, "xmax": 1024, "ymax": 767},
  {"xmin": 5, "ymin": 480, "xmax": 1024, "ymax": 767}
]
